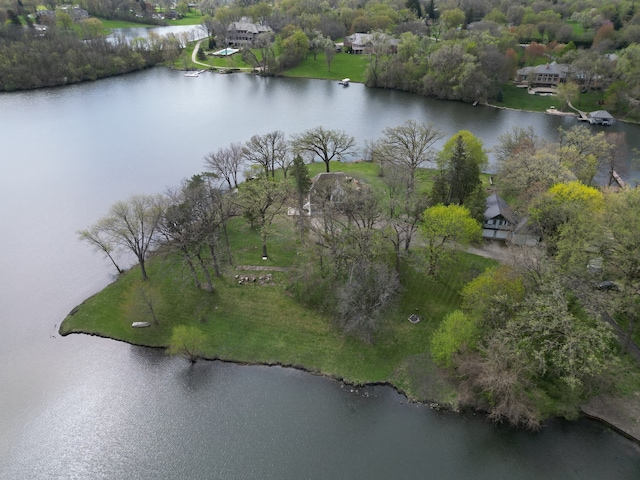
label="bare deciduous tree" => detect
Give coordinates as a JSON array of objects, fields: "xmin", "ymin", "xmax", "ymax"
[
  {"xmin": 291, "ymin": 126, "xmax": 356, "ymax": 173},
  {"xmin": 242, "ymin": 130, "xmax": 289, "ymax": 178},
  {"xmin": 204, "ymin": 142, "xmax": 244, "ymax": 190},
  {"xmin": 81, "ymin": 194, "xmax": 166, "ymax": 281}
]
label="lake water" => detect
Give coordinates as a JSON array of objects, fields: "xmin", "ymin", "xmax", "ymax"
[{"xmin": 1, "ymin": 68, "xmax": 639, "ymax": 479}]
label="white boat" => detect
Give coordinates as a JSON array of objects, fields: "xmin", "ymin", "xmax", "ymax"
[
  {"xmin": 184, "ymin": 70, "xmax": 205, "ymax": 77},
  {"xmin": 132, "ymin": 322, "xmax": 151, "ymax": 328},
  {"xmin": 338, "ymin": 78, "xmax": 350, "ymax": 86}
]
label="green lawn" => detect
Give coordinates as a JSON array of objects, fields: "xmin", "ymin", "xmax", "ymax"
[
  {"xmin": 98, "ymin": 18, "xmax": 155, "ymax": 29},
  {"xmin": 283, "ymin": 53, "xmax": 369, "ymax": 83},
  {"xmin": 60, "ymin": 162, "xmax": 497, "ymax": 403},
  {"xmin": 490, "ymin": 83, "xmax": 607, "ymax": 113},
  {"xmin": 167, "ymin": 12, "xmax": 204, "ymax": 26}
]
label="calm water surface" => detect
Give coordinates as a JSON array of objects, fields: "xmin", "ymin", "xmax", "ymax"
[{"xmin": 1, "ymin": 68, "xmax": 639, "ymax": 479}]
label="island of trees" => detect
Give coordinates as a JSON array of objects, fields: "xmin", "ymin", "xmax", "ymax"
[
  {"xmin": 62, "ymin": 120, "xmax": 640, "ymax": 431},
  {"xmin": 3, "ymin": 0, "xmax": 640, "ymax": 120}
]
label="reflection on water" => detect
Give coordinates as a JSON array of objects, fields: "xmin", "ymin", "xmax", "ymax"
[{"xmin": 1, "ymin": 69, "xmax": 640, "ymax": 479}]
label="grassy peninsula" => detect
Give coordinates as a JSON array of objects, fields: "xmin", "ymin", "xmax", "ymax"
[{"xmin": 60, "ymin": 161, "xmax": 495, "ymax": 404}]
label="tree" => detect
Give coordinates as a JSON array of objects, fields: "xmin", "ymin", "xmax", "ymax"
[
  {"xmin": 242, "ymin": 130, "xmax": 288, "ymax": 178},
  {"xmin": 56, "ymin": 11, "xmax": 73, "ymax": 31},
  {"xmin": 420, "ymin": 204, "xmax": 481, "ymax": 275},
  {"xmin": 495, "ymin": 128, "xmax": 576, "ymax": 206},
  {"xmin": 290, "ymin": 154, "xmax": 311, "ymax": 237},
  {"xmin": 291, "ymin": 126, "xmax": 356, "ymax": 173},
  {"xmin": 364, "ymin": 31, "xmax": 392, "ymax": 88},
  {"xmin": 200, "ymin": 15, "xmax": 219, "ymax": 49},
  {"xmin": 432, "ymin": 131, "xmax": 487, "ymax": 206},
  {"xmin": 82, "ymin": 194, "xmax": 165, "ymax": 281},
  {"xmin": 529, "ymin": 181, "xmax": 604, "ymax": 246},
  {"xmin": 238, "ymin": 176, "xmax": 290, "ymax": 260},
  {"xmin": 405, "ymin": 0, "xmax": 422, "ymax": 18},
  {"xmin": 422, "ymin": 43, "xmax": 489, "ymax": 103},
  {"xmin": 336, "ymin": 258, "xmax": 399, "ymax": 344},
  {"xmin": 379, "ymin": 164, "xmax": 431, "ymax": 271},
  {"xmin": 500, "ymin": 280, "xmax": 616, "ymax": 391},
  {"xmin": 431, "ymin": 310, "xmax": 479, "ymax": 368},
  {"xmin": 440, "ymin": 8, "xmax": 465, "ymax": 30},
  {"xmin": 323, "ymin": 37, "xmax": 336, "ymax": 72},
  {"xmin": 598, "ymin": 188, "xmax": 640, "ymax": 352},
  {"xmin": 308, "ymin": 32, "xmax": 327, "ymax": 61},
  {"xmin": 460, "ymin": 265, "xmax": 525, "ymax": 330},
  {"xmin": 557, "ymin": 125, "xmax": 612, "ymax": 186},
  {"xmin": 371, "ymin": 119, "xmax": 443, "ymax": 196},
  {"xmin": 204, "ymin": 143, "xmax": 244, "ymax": 190},
  {"xmin": 78, "ymin": 222, "xmax": 124, "ymax": 275},
  {"xmin": 279, "ymin": 28, "xmax": 309, "ymax": 68},
  {"xmin": 242, "ymin": 32, "xmax": 276, "ymax": 74},
  {"xmin": 426, "ymin": 0, "xmax": 439, "ymax": 21},
  {"xmin": 166, "ymin": 325, "xmax": 206, "ymax": 364},
  {"xmin": 160, "ymin": 175, "xmax": 233, "ymax": 291}
]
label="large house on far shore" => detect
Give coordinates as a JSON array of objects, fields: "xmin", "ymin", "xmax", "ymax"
[
  {"xmin": 516, "ymin": 61, "xmax": 569, "ymax": 87},
  {"xmin": 226, "ymin": 20, "xmax": 272, "ymax": 46}
]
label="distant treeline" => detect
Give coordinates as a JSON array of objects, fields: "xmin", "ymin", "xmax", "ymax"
[{"xmin": 0, "ymin": 25, "xmax": 165, "ymax": 92}]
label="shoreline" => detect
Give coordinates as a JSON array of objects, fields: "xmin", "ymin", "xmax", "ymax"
[{"xmin": 59, "ymin": 326, "xmax": 640, "ymax": 444}]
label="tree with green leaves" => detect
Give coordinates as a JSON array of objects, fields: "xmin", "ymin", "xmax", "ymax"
[
  {"xmin": 598, "ymin": 188, "xmax": 640, "ymax": 352},
  {"xmin": 420, "ymin": 204, "xmax": 481, "ymax": 275},
  {"xmin": 166, "ymin": 325, "xmax": 206, "ymax": 364},
  {"xmin": 557, "ymin": 125, "xmax": 612, "ymax": 186},
  {"xmin": 460, "ymin": 265, "xmax": 525, "ymax": 330},
  {"xmin": 405, "ymin": 0, "xmax": 422, "ymax": 18},
  {"xmin": 238, "ymin": 176, "xmax": 290, "ymax": 260},
  {"xmin": 432, "ymin": 131, "xmax": 487, "ymax": 206},
  {"xmin": 290, "ymin": 154, "xmax": 311, "ymax": 238},
  {"xmin": 431, "ymin": 310, "xmax": 479, "ymax": 368},
  {"xmin": 529, "ymin": 181, "xmax": 604, "ymax": 248},
  {"xmin": 323, "ymin": 37, "xmax": 336, "ymax": 72}
]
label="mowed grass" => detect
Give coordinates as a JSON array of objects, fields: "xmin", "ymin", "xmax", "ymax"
[
  {"xmin": 60, "ymin": 162, "xmax": 497, "ymax": 401},
  {"xmin": 283, "ymin": 53, "xmax": 369, "ymax": 83},
  {"xmin": 491, "ymin": 83, "xmax": 607, "ymax": 113}
]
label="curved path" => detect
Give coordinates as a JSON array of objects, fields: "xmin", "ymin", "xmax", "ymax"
[
  {"xmin": 191, "ymin": 39, "xmax": 211, "ymax": 68},
  {"xmin": 190, "ymin": 40, "xmax": 254, "ymax": 72}
]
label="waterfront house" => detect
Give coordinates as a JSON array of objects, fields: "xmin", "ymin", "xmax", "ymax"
[
  {"xmin": 588, "ymin": 110, "xmax": 615, "ymax": 126},
  {"xmin": 482, "ymin": 193, "xmax": 517, "ymax": 241},
  {"xmin": 227, "ymin": 20, "xmax": 272, "ymax": 46},
  {"xmin": 344, "ymin": 33, "xmax": 398, "ymax": 54},
  {"xmin": 516, "ymin": 62, "xmax": 569, "ymax": 87},
  {"xmin": 483, "ymin": 193, "xmax": 540, "ymax": 245},
  {"xmin": 303, "ymin": 172, "xmax": 349, "ymax": 216}
]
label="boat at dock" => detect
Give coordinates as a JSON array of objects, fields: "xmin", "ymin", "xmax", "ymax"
[{"xmin": 184, "ymin": 70, "xmax": 206, "ymax": 77}]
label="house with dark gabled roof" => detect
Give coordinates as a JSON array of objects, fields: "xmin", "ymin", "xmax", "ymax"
[
  {"xmin": 483, "ymin": 193, "xmax": 517, "ymax": 241},
  {"xmin": 482, "ymin": 193, "xmax": 540, "ymax": 245}
]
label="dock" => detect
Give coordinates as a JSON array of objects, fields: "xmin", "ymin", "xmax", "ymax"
[
  {"xmin": 184, "ymin": 70, "xmax": 206, "ymax": 77},
  {"xmin": 567, "ymin": 101, "xmax": 615, "ymax": 125}
]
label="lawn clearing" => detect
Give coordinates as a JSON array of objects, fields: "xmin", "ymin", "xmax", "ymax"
[{"xmin": 283, "ymin": 53, "xmax": 368, "ymax": 83}]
